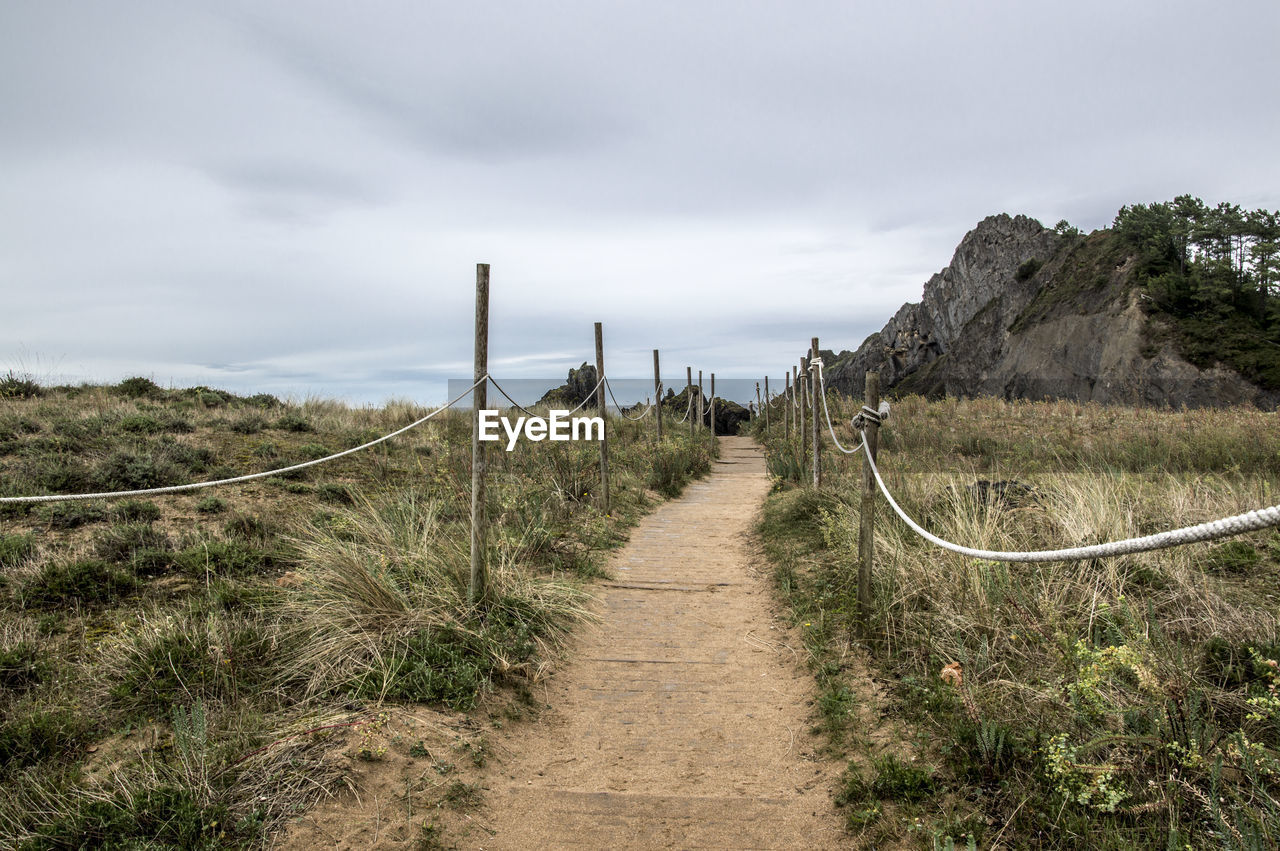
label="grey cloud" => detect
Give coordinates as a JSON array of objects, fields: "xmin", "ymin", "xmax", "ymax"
[{"xmin": 2, "ymin": 0, "xmax": 1278, "ymax": 407}]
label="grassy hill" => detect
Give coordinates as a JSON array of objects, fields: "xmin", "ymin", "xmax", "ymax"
[
  {"xmin": 754, "ymin": 392, "xmax": 1280, "ymax": 848},
  {"xmin": 0, "ymin": 377, "xmax": 711, "ymax": 848}
]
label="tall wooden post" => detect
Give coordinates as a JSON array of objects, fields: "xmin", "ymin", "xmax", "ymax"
[
  {"xmin": 811, "ymin": 337, "xmax": 821, "ymax": 488},
  {"xmin": 858, "ymin": 371, "xmax": 880, "ymax": 636},
  {"xmin": 755, "ymin": 383, "xmax": 762, "ymax": 424},
  {"xmin": 710, "ymin": 373, "xmax": 716, "ymax": 437},
  {"xmin": 784, "ymin": 371, "xmax": 792, "ymax": 438},
  {"xmin": 697, "ymin": 370, "xmax": 704, "ymax": 432},
  {"xmin": 798, "ymin": 360, "xmax": 807, "ymax": 474},
  {"xmin": 595, "ymin": 322, "xmax": 610, "ymax": 514},
  {"xmin": 469, "ymin": 263, "xmax": 489, "ymax": 604},
  {"xmin": 653, "ymin": 349, "xmax": 662, "ymax": 443},
  {"xmin": 687, "ymin": 366, "xmax": 694, "ymax": 439},
  {"xmin": 764, "ymin": 376, "xmax": 770, "ymax": 434}
]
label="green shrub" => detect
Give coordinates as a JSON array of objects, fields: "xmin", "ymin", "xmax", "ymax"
[
  {"xmin": 92, "ymin": 450, "xmax": 183, "ymax": 491},
  {"xmin": 113, "ymin": 500, "xmax": 161, "ymax": 523},
  {"xmin": 173, "ymin": 540, "xmax": 275, "ymax": 578},
  {"xmin": 230, "ymin": 414, "xmax": 267, "ymax": 435},
  {"xmin": 40, "ymin": 501, "xmax": 109, "ymax": 529},
  {"xmin": 0, "ymin": 642, "xmax": 45, "ymax": 691},
  {"xmin": 0, "ymin": 371, "xmax": 41, "ymax": 399},
  {"xmin": 246, "ymin": 393, "xmax": 280, "ymax": 409},
  {"xmin": 836, "ymin": 755, "xmax": 935, "ymax": 807},
  {"xmin": 646, "ymin": 440, "xmax": 711, "ymax": 497},
  {"xmin": 27, "ymin": 782, "xmax": 237, "ymax": 849},
  {"xmin": 223, "ymin": 513, "xmax": 278, "ymax": 541},
  {"xmin": 366, "ymin": 626, "xmax": 493, "ymax": 711},
  {"xmin": 0, "ymin": 533, "xmax": 35, "ymax": 567},
  {"xmin": 23, "ymin": 452, "xmax": 93, "ymax": 494},
  {"xmin": 119, "ymin": 412, "xmax": 193, "ymax": 434},
  {"xmin": 195, "ymin": 496, "xmax": 226, "ymax": 514},
  {"xmin": 253, "ymin": 442, "xmax": 279, "ymax": 459},
  {"xmin": 296, "ymin": 443, "xmax": 330, "ymax": 460},
  {"xmin": 0, "ymin": 709, "xmax": 91, "ymax": 777},
  {"xmin": 177, "ymin": 385, "xmax": 231, "ymax": 408},
  {"xmin": 1204, "ymin": 541, "xmax": 1261, "ymax": 575},
  {"xmin": 273, "ymin": 413, "xmax": 313, "ymax": 433},
  {"xmin": 20, "ymin": 559, "xmax": 137, "ymax": 608},
  {"xmin": 115, "ymin": 376, "xmax": 163, "ymax": 399},
  {"xmin": 107, "ymin": 612, "xmax": 280, "ymax": 715},
  {"xmin": 766, "ymin": 444, "xmax": 806, "ymax": 483},
  {"xmin": 317, "ymin": 483, "xmax": 354, "ymax": 505},
  {"xmin": 94, "ymin": 523, "xmax": 171, "ymax": 564},
  {"xmin": 1016, "ymin": 257, "xmax": 1043, "ymax": 281}
]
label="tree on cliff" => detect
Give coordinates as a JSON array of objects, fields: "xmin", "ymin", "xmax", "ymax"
[{"xmin": 1115, "ymin": 195, "xmax": 1280, "ymax": 388}]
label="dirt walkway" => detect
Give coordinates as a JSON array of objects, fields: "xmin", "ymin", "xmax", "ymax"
[{"xmin": 481, "ymin": 436, "xmax": 845, "ymax": 849}]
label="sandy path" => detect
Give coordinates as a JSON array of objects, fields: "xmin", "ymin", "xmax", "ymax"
[{"xmin": 481, "ymin": 436, "xmax": 845, "ymax": 849}]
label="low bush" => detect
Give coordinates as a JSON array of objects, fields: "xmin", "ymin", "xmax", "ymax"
[
  {"xmin": 0, "ymin": 641, "xmax": 45, "ymax": 691},
  {"xmin": 94, "ymin": 523, "xmax": 171, "ymax": 566},
  {"xmin": 103, "ymin": 609, "xmax": 284, "ymax": 717},
  {"xmin": 0, "ymin": 709, "xmax": 92, "ymax": 778},
  {"xmin": 273, "ymin": 413, "xmax": 313, "ymax": 433},
  {"xmin": 195, "ymin": 496, "xmax": 226, "ymax": 514},
  {"xmin": 0, "ymin": 533, "xmax": 35, "ymax": 568},
  {"xmin": 40, "ymin": 501, "xmax": 109, "ymax": 529},
  {"xmin": 0, "ymin": 371, "xmax": 41, "ymax": 399},
  {"xmin": 25, "ymin": 782, "xmax": 239, "ymax": 850},
  {"xmin": 173, "ymin": 540, "xmax": 276, "ymax": 578},
  {"xmin": 114, "ymin": 376, "xmax": 163, "ymax": 399},
  {"xmin": 19, "ymin": 559, "xmax": 137, "ymax": 609},
  {"xmin": 113, "ymin": 500, "xmax": 161, "ymax": 523},
  {"xmin": 646, "ymin": 438, "xmax": 711, "ymax": 497},
  {"xmin": 230, "ymin": 414, "xmax": 267, "ymax": 435}
]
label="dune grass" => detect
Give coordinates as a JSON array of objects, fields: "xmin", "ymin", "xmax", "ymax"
[
  {"xmin": 0, "ymin": 378, "xmax": 713, "ymax": 848},
  {"xmin": 754, "ymin": 392, "xmax": 1280, "ymax": 849}
]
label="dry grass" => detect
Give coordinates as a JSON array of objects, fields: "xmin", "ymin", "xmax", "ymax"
[
  {"xmin": 756, "ymin": 392, "xmax": 1280, "ymax": 848},
  {"xmin": 0, "ymin": 377, "xmax": 709, "ymax": 848}
]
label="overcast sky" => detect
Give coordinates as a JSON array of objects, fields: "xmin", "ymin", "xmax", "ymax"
[{"xmin": 3, "ymin": 1, "xmax": 1278, "ymax": 405}]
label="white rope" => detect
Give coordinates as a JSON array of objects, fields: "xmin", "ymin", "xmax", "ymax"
[
  {"xmin": 0, "ymin": 376, "xmax": 488, "ymax": 504},
  {"xmin": 486, "ymin": 376, "xmax": 538, "ymax": 418},
  {"xmin": 674, "ymin": 389, "xmax": 695, "ymax": 424},
  {"xmin": 859, "ymin": 431, "xmax": 1280, "ymax": 562},
  {"xmin": 604, "ymin": 377, "xmax": 654, "ymax": 420},
  {"xmin": 814, "ymin": 362, "xmax": 865, "ymax": 456},
  {"xmin": 562, "ymin": 375, "xmax": 607, "ymax": 416}
]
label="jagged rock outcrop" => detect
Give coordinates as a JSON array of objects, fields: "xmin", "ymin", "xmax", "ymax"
[
  {"xmin": 820, "ymin": 215, "xmax": 1278, "ymax": 408},
  {"xmin": 537, "ymin": 363, "xmax": 601, "ymax": 409},
  {"xmin": 709, "ymin": 399, "xmax": 751, "ymax": 435}
]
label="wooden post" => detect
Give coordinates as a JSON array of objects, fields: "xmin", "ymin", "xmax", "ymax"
[
  {"xmin": 697, "ymin": 370, "xmax": 704, "ymax": 432},
  {"xmin": 764, "ymin": 376, "xmax": 770, "ymax": 434},
  {"xmin": 687, "ymin": 366, "xmax": 694, "ymax": 439},
  {"xmin": 595, "ymin": 322, "xmax": 610, "ymax": 514},
  {"xmin": 653, "ymin": 349, "xmax": 663, "ymax": 443},
  {"xmin": 798, "ymin": 360, "xmax": 807, "ymax": 473},
  {"xmin": 710, "ymin": 373, "xmax": 716, "ymax": 437},
  {"xmin": 858, "ymin": 371, "xmax": 880, "ymax": 636},
  {"xmin": 755, "ymin": 383, "xmax": 762, "ymax": 424},
  {"xmin": 469, "ymin": 263, "xmax": 489, "ymax": 604},
  {"xmin": 811, "ymin": 337, "xmax": 821, "ymax": 488},
  {"xmin": 784, "ymin": 371, "xmax": 792, "ymax": 438}
]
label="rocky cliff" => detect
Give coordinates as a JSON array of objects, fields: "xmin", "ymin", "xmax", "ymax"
[{"xmin": 820, "ymin": 215, "xmax": 1278, "ymax": 408}]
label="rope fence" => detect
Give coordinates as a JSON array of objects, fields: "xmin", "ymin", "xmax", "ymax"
[
  {"xmin": 3, "ymin": 264, "xmax": 730, "ymax": 603},
  {"xmin": 0, "ymin": 375, "xmax": 488, "ymax": 504},
  {"xmin": 803, "ymin": 360, "xmax": 1280, "ymax": 562},
  {"xmin": 604, "ymin": 377, "xmax": 655, "ymax": 421},
  {"xmin": 1, "ymin": 369, "xmax": 714, "ymax": 506}
]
